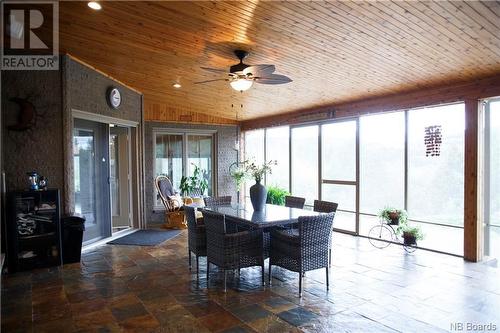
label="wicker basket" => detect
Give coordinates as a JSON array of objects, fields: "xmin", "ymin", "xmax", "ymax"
[{"xmin": 163, "ymin": 210, "xmax": 187, "ymax": 229}]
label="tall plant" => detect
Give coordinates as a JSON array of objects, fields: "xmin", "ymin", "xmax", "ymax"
[{"xmin": 180, "ymin": 164, "xmax": 209, "ymax": 196}]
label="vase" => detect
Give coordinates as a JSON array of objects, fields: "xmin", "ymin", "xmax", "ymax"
[{"xmin": 250, "ymin": 180, "xmax": 267, "ymax": 211}]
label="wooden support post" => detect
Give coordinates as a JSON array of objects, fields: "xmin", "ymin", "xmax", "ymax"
[{"xmin": 463, "ymin": 99, "xmax": 482, "ymax": 262}]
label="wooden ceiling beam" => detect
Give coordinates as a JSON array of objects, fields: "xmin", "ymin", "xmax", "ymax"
[{"xmin": 241, "ymin": 74, "xmax": 500, "ymax": 130}]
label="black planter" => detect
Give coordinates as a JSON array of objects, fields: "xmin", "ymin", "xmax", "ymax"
[
  {"xmin": 250, "ymin": 180, "xmax": 267, "ymax": 211},
  {"xmin": 403, "ymin": 233, "xmax": 417, "ymax": 245},
  {"xmin": 388, "ymin": 217, "xmax": 399, "ymax": 225}
]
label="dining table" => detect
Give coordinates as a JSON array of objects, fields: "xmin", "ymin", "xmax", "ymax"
[{"xmin": 202, "ymin": 203, "xmax": 321, "ymax": 229}]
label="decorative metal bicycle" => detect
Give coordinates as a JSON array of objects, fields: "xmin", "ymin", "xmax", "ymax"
[{"xmin": 368, "ymin": 219, "xmax": 417, "ymax": 253}]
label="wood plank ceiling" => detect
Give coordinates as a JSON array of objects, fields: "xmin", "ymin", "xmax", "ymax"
[{"xmin": 59, "ymin": 1, "xmax": 500, "ymax": 123}]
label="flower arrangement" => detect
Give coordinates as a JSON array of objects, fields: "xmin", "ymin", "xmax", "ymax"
[
  {"xmin": 230, "ymin": 165, "xmax": 250, "ymax": 190},
  {"xmin": 230, "ymin": 160, "xmax": 277, "ymax": 186},
  {"xmin": 247, "ymin": 160, "xmax": 277, "ymax": 183}
]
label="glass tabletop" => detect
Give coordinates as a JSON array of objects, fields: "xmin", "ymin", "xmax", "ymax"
[{"xmin": 203, "ymin": 203, "xmax": 321, "ymax": 228}]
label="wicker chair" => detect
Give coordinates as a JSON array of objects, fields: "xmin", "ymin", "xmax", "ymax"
[
  {"xmin": 204, "ymin": 210, "xmax": 265, "ymax": 292},
  {"xmin": 269, "ymin": 213, "xmax": 335, "ymax": 297},
  {"xmin": 313, "ymin": 200, "xmax": 338, "ymax": 267},
  {"xmin": 313, "ymin": 200, "xmax": 338, "ymax": 213},
  {"xmin": 155, "ymin": 175, "xmax": 186, "ymax": 228},
  {"xmin": 285, "ymin": 196, "xmax": 306, "ymax": 209},
  {"xmin": 155, "ymin": 175, "xmax": 181, "ymax": 211},
  {"xmin": 204, "ymin": 196, "xmax": 232, "ymax": 207},
  {"xmin": 184, "ymin": 206, "xmax": 206, "ymax": 279}
]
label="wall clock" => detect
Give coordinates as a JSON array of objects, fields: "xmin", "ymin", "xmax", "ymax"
[{"xmin": 107, "ymin": 87, "xmax": 121, "ymax": 109}]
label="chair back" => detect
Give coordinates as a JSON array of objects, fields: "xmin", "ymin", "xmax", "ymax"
[
  {"xmin": 155, "ymin": 175, "xmax": 176, "ymax": 211},
  {"xmin": 299, "ymin": 213, "xmax": 335, "ymax": 248},
  {"xmin": 204, "ymin": 196, "xmax": 232, "ymax": 207},
  {"xmin": 285, "ymin": 196, "xmax": 306, "ymax": 209},
  {"xmin": 313, "ymin": 200, "xmax": 338, "ymax": 213},
  {"xmin": 203, "ymin": 210, "xmax": 227, "ymax": 266},
  {"xmin": 203, "ymin": 210, "xmax": 227, "ymax": 235},
  {"xmin": 184, "ymin": 205, "xmax": 198, "ymax": 230}
]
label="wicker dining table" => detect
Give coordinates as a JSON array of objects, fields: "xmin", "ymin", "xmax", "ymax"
[{"xmin": 202, "ymin": 203, "xmax": 321, "ymax": 229}]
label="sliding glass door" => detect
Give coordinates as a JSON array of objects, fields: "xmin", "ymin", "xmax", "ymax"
[
  {"xmin": 154, "ymin": 130, "xmax": 214, "ymax": 208},
  {"xmin": 73, "ymin": 119, "xmax": 111, "ymax": 242}
]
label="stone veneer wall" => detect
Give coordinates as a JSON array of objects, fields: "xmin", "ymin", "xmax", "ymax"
[
  {"xmin": 1, "ymin": 55, "xmax": 144, "ymax": 216},
  {"xmin": 145, "ymin": 121, "xmax": 239, "ymax": 224},
  {"xmin": 1, "ymin": 70, "xmax": 64, "ymax": 195},
  {"xmin": 62, "ymin": 56, "xmax": 144, "ymax": 215}
]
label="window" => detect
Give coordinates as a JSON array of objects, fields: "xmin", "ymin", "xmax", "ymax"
[
  {"xmin": 407, "ymin": 104, "xmax": 465, "ymax": 226},
  {"xmin": 154, "ymin": 130, "xmax": 214, "ymax": 208},
  {"xmin": 291, "ymin": 125, "xmax": 318, "ymax": 204},
  {"xmin": 322, "ymin": 121, "xmax": 356, "ymax": 181},
  {"xmin": 244, "ymin": 129, "xmax": 265, "ymax": 165},
  {"xmin": 322, "ymin": 121, "xmax": 358, "ymax": 232},
  {"xmin": 488, "ymin": 100, "xmax": 500, "ymax": 228},
  {"xmin": 485, "ymin": 99, "xmax": 500, "ymax": 259},
  {"xmin": 155, "ymin": 133, "xmax": 183, "ymax": 203},
  {"xmin": 244, "ymin": 130, "xmax": 265, "ymax": 197},
  {"xmin": 188, "ymin": 134, "xmax": 213, "ymax": 196},
  {"xmin": 359, "ymin": 112, "xmax": 405, "ymax": 235},
  {"xmin": 265, "ymin": 126, "xmax": 289, "ymax": 190}
]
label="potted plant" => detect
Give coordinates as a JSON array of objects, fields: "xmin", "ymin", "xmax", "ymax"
[
  {"xmin": 378, "ymin": 207, "xmax": 407, "ymax": 226},
  {"xmin": 266, "ymin": 185, "xmax": 290, "ymax": 206},
  {"xmin": 401, "ymin": 225, "xmax": 424, "ymax": 246},
  {"xmin": 247, "ymin": 160, "xmax": 276, "ymax": 211},
  {"xmin": 179, "ymin": 164, "xmax": 209, "ymax": 198}
]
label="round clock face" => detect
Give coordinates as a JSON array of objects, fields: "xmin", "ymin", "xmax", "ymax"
[{"xmin": 108, "ymin": 88, "xmax": 121, "ymax": 109}]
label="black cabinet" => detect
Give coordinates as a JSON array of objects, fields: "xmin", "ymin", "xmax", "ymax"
[{"xmin": 5, "ymin": 189, "xmax": 62, "ymax": 273}]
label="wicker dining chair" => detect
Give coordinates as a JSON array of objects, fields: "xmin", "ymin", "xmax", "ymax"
[
  {"xmin": 285, "ymin": 196, "xmax": 306, "ymax": 209},
  {"xmin": 203, "ymin": 210, "xmax": 265, "ymax": 292},
  {"xmin": 184, "ymin": 205, "xmax": 206, "ymax": 279},
  {"xmin": 269, "ymin": 213, "xmax": 335, "ymax": 297},
  {"xmin": 204, "ymin": 196, "xmax": 232, "ymax": 207},
  {"xmin": 313, "ymin": 200, "xmax": 338, "ymax": 214},
  {"xmin": 313, "ymin": 200, "xmax": 338, "ymax": 267}
]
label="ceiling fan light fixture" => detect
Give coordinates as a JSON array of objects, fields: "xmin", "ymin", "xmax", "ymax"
[{"xmin": 230, "ymin": 78, "xmax": 253, "ymax": 92}]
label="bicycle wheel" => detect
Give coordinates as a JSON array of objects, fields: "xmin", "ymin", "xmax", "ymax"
[
  {"xmin": 403, "ymin": 243, "xmax": 417, "ymax": 253},
  {"xmin": 368, "ymin": 224, "xmax": 394, "ymax": 249}
]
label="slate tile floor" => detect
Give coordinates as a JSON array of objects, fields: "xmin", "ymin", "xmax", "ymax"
[{"xmin": 2, "ymin": 231, "xmax": 500, "ymax": 333}]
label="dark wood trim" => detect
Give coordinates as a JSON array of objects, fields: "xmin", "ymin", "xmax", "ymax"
[
  {"xmin": 241, "ymin": 74, "xmax": 500, "ymax": 130},
  {"xmin": 464, "ymin": 99, "xmax": 481, "ymax": 262}
]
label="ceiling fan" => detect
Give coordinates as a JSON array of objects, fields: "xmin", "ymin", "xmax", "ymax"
[{"xmin": 195, "ymin": 50, "xmax": 292, "ymax": 91}]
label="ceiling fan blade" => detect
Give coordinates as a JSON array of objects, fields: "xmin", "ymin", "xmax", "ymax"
[
  {"xmin": 200, "ymin": 67, "xmax": 229, "ymax": 74},
  {"xmin": 194, "ymin": 78, "xmax": 228, "ymax": 84},
  {"xmin": 243, "ymin": 64, "xmax": 275, "ymax": 76},
  {"xmin": 254, "ymin": 74, "xmax": 292, "ymax": 85}
]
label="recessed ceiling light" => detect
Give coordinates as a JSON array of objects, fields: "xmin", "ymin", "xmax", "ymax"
[
  {"xmin": 88, "ymin": 2, "xmax": 102, "ymax": 10},
  {"xmin": 173, "ymin": 83, "xmax": 181, "ymax": 89}
]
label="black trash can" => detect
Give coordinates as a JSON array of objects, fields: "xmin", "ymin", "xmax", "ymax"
[{"xmin": 61, "ymin": 215, "xmax": 86, "ymax": 264}]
